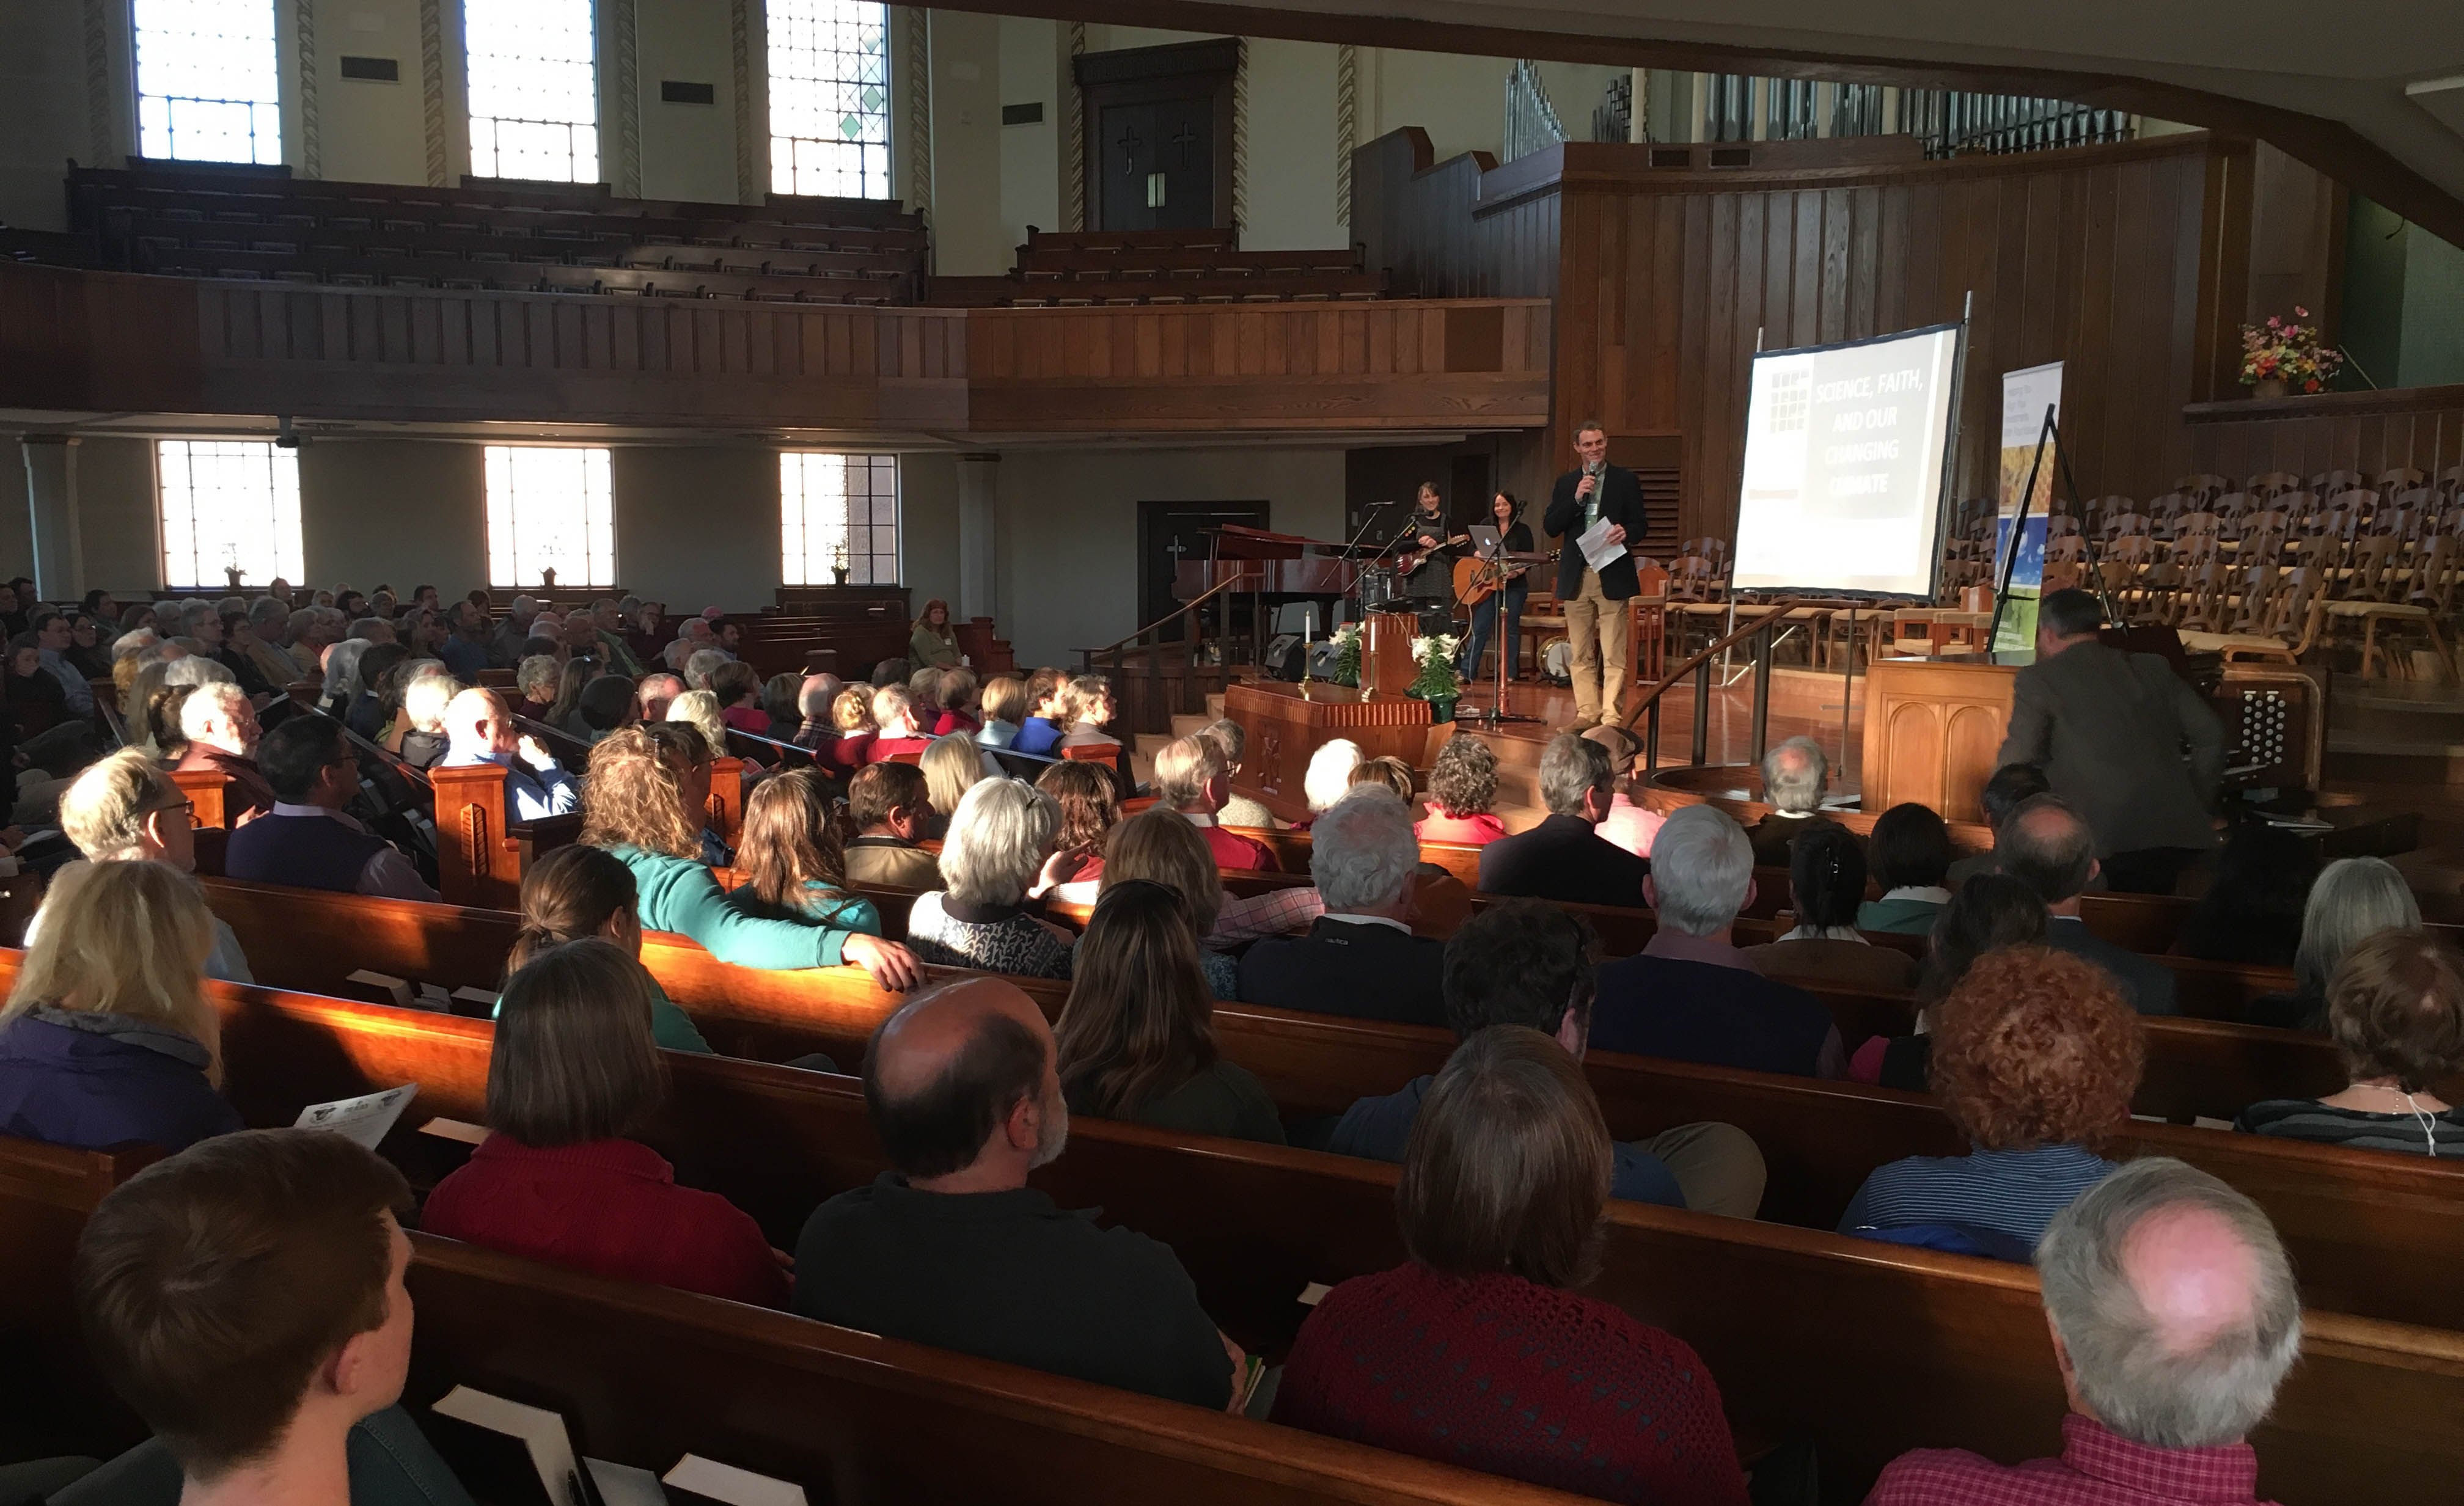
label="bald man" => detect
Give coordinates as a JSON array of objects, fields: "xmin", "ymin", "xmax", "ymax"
[
  {"xmin": 1868, "ymin": 1157, "xmax": 2300, "ymax": 1505},
  {"xmin": 438, "ymin": 687, "xmax": 578, "ymax": 822},
  {"xmin": 791, "ymin": 978, "xmax": 1248, "ymax": 1413}
]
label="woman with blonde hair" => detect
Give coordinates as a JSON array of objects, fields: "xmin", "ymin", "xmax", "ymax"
[
  {"xmin": 826, "ymin": 684, "xmax": 876, "ymax": 770},
  {"xmin": 909, "ymin": 597, "xmax": 962, "ymax": 668},
  {"xmin": 976, "ymin": 674, "xmax": 1029, "ymax": 749},
  {"xmin": 580, "ymin": 726, "xmax": 919, "ymax": 986},
  {"xmin": 721, "ymin": 766, "xmax": 886, "ymax": 942},
  {"xmin": 665, "ymin": 689, "xmax": 747, "ymax": 769},
  {"xmin": 906, "ymin": 778, "xmax": 1076, "ymax": 979},
  {"xmin": 0, "ymin": 861, "xmax": 238, "ymax": 1150},
  {"xmin": 392, "ymin": 668, "xmax": 461, "ymax": 770},
  {"xmin": 919, "ymin": 731, "xmax": 985, "ymax": 839},
  {"xmin": 1349, "ymin": 755, "xmax": 1418, "ymax": 808}
]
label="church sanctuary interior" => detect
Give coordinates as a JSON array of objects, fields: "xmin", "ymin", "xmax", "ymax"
[{"xmin": 7, "ymin": 1, "xmax": 2464, "ymax": 1504}]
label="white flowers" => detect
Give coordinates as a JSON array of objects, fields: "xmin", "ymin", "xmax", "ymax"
[{"xmin": 1412, "ymin": 634, "xmax": 1461, "ymax": 662}]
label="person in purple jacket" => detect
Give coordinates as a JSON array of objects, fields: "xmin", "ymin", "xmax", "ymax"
[{"xmin": 0, "ymin": 860, "xmax": 240, "ymax": 1152}]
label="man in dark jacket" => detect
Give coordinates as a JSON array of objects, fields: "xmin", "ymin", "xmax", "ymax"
[
  {"xmin": 1541, "ymin": 421, "xmax": 1649, "ymax": 729},
  {"xmin": 1476, "ymin": 732, "xmax": 1649, "ymax": 908},
  {"xmin": 2001, "ymin": 794, "xmax": 2177, "ymax": 1015},
  {"xmin": 1239, "ymin": 787, "xmax": 1445, "ymax": 1025},
  {"xmin": 1997, "ymin": 588, "xmax": 2223, "ymax": 894}
]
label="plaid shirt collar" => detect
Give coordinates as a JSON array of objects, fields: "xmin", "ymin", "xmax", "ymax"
[{"xmin": 2059, "ymin": 1414, "xmax": 2265, "ymax": 1504}]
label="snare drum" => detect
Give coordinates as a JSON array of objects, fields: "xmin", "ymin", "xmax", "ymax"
[{"xmin": 1355, "ymin": 566, "xmax": 1398, "ymax": 611}]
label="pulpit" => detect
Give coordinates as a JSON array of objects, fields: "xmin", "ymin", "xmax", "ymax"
[
  {"xmin": 1225, "ymin": 682, "xmax": 1432, "ymax": 823},
  {"xmin": 1860, "ymin": 657, "xmax": 2018, "ymax": 824},
  {"xmin": 1360, "ymin": 610, "xmax": 1420, "ymax": 698}
]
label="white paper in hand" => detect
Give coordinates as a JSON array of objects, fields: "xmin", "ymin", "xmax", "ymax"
[
  {"xmin": 1575, "ymin": 516, "xmax": 1627, "ymax": 572},
  {"xmin": 292, "ymin": 1084, "xmax": 418, "ymax": 1150}
]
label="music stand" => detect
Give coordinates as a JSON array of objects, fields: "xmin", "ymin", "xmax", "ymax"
[{"xmin": 1454, "ymin": 527, "xmax": 1542, "ymax": 728}]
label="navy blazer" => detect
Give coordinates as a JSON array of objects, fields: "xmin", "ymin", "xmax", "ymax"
[
  {"xmin": 1541, "ymin": 462, "xmax": 1649, "ymax": 599},
  {"xmin": 1236, "ymin": 916, "xmax": 1447, "ymax": 1027},
  {"xmin": 1476, "ymin": 813, "xmax": 1650, "ymax": 909}
]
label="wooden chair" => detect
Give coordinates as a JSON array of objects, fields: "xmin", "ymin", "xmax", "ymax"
[
  {"xmin": 2246, "ymin": 470, "xmax": 2303, "ymax": 500},
  {"xmin": 2309, "ymin": 469, "xmax": 2365, "ymax": 499},
  {"xmin": 2173, "ymin": 473, "xmax": 2231, "ymax": 503}
]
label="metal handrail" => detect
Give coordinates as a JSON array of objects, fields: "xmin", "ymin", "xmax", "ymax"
[
  {"xmin": 1077, "ymin": 568, "xmax": 1258, "ymax": 663},
  {"xmin": 1617, "ymin": 597, "xmax": 1805, "ymax": 773}
]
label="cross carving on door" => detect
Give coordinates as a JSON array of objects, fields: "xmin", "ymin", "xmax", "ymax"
[
  {"xmin": 1116, "ymin": 123, "xmax": 1143, "ymax": 174},
  {"xmin": 1170, "ymin": 122, "xmax": 1199, "ymax": 164}
]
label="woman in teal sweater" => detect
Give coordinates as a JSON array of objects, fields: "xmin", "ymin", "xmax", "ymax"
[{"xmin": 579, "ymin": 725, "xmax": 922, "ymax": 988}]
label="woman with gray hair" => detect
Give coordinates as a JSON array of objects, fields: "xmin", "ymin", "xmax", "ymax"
[
  {"xmin": 2246, "ymin": 856, "xmax": 2422, "ymax": 1032},
  {"xmin": 904, "ymin": 777, "xmax": 1076, "ymax": 979},
  {"xmin": 1300, "ymin": 737, "xmax": 1363, "ymax": 820}
]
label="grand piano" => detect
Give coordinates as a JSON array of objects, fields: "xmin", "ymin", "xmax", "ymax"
[{"xmin": 1172, "ymin": 523, "xmax": 1373, "ymax": 638}]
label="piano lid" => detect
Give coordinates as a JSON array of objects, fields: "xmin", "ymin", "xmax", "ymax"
[{"xmin": 1209, "ymin": 522, "xmax": 1373, "ymax": 560}]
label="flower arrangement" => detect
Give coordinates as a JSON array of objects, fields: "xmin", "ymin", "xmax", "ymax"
[
  {"xmin": 1408, "ymin": 634, "xmax": 1462, "ymax": 703},
  {"xmin": 1331, "ymin": 621, "xmax": 1362, "ymax": 687},
  {"xmin": 2239, "ymin": 307, "xmax": 2343, "ymax": 395}
]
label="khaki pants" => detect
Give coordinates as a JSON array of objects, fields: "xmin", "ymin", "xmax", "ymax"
[
  {"xmin": 1563, "ymin": 568, "xmax": 1632, "ymax": 725},
  {"xmin": 1632, "ymin": 1120, "xmax": 1767, "ymax": 1218}
]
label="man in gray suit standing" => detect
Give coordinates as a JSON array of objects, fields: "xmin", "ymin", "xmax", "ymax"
[{"xmin": 1996, "ymin": 588, "xmax": 2224, "ymax": 894}]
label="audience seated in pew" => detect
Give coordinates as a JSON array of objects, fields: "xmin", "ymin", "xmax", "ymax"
[
  {"xmin": 0, "ymin": 860, "xmax": 239, "ymax": 1151},
  {"xmin": 2235, "ymin": 929, "xmax": 2464, "ymax": 1155},
  {"xmin": 2245, "ymin": 855, "xmax": 2420, "ymax": 1032},
  {"xmin": 1198, "ymin": 717, "xmax": 1277, "ymax": 830},
  {"xmin": 1856, "ymin": 802, "xmax": 1954, "ymax": 935},
  {"xmin": 793, "ymin": 976, "xmax": 1250, "ymax": 1413},
  {"xmin": 820, "ymin": 684, "xmax": 878, "ymax": 769},
  {"xmin": 1744, "ymin": 736, "xmax": 1842, "ymax": 871},
  {"xmin": 1841, "ymin": 946, "xmax": 2141, "ymax": 1254},
  {"xmin": 1056, "ymin": 675, "xmax": 1123, "ymax": 759},
  {"xmin": 1849, "ymin": 874, "xmax": 2048, "ymax": 1090},
  {"xmin": 667, "ymin": 689, "xmax": 755, "ymax": 773},
  {"xmin": 787, "ymin": 672, "xmax": 840, "ymax": 750},
  {"xmin": 1280, "ymin": 1025, "xmax": 1755, "ymax": 1506},
  {"xmin": 1010, "ymin": 667, "xmax": 1069, "ymax": 756},
  {"xmin": 2006, "ymin": 796, "xmax": 2178, "ymax": 1016},
  {"xmin": 710, "ymin": 660, "xmax": 768, "ymax": 736},
  {"xmin": 919, "ymin": 731, "xmax": 986, "ymax": 840},
  {"xmin": 1155, "ymin": 733, "xmax": 1277, "ymax": 871},
  {"xmin": 172, "ymin": 682, "xmax": 275, "ymax": 824},
  {"xmin": 488, "ymin": 596, "xmax": 538, "ymax": 668},
  {"xmin": 632, "ymin": 669, "xmax": 683, "ymax": 725},
  {"xmin": 391, "ymin": 671, "xmax": 457, "ymax": 770},
  {"xmin": 342, "ymin": 644, "xmax": 413, "ymax": 739},
  {"xmin": 1299, "ymin": 738, "xmax": 1363, "ymax": 826},
  {"xmin": 906, "ymin": 778, "xmax": 1075, "ymax": 979},
  {"xmin": 581, "ymin": 724, "xmax": 912, "ymax": 981},
  {"xmin": 2172, "ymin": 814, "xmax": 2316, "ymax": 970},
  {"xmin": 1742, "ymin": 824, "xmax": 1919, "ymax": 992},
  {"xmin": 1866, "ymin": 1158, "xmax": 2300, "ymax": 1506},
  {"xmin": 1591, "ymin": 804, "xmax": 1843, "ymax": 1078},
  {"xmin": 1327, "ymin": 899, "xmax": 1764, "ymax": 1218},
  {"xmin": 427, "ymin": 940, "xmax": 788, "ymax": 1307},
  {"xmin": 865, "ymin": 684, "xmax": 934, "ymax": 764},
  {"xmin": 71, "ymin": 1129, "xmax": 474, "ymax": 1506},
  {"xmin": 719, "ymin": 766, "xmax": 914, "ymax": 985},
  {"xmin": 1055, "ymin": 880, "xmax": 1284, "ymax": 1146},
  {"xmin": 440, "ymin": 687, "xmax": 578, "ymax": 823},
  {"xmin": 1476, "ymin": 733, "xmax": 1651, "ymax": 908},
  {"xmin": 1348, "ymin": 755, "xmax": 1418, "ymax": 806},
  {"xmin": 45, "ymin": 750, "xmax": 254, "ymax": 983},
  {"xmin": 513, "ymin": 654, "xmax": 559, "ymax": 718},
  {"xmin": 931, "ymin": 668, "xmax": 982, "ymax": 737},
  {"xmin": 1033, "ymin": 758, "xmax": 1118, "ymax": 896},
  {"xmin": 974, "ymin": 674, "xmax": 1027, "ymax": 751},
  {"xmin": 1582, "ymin": 725, "xmax": 1666, "ymax": 861},
  {"xmin": 571, "ymin": 672, "xmax": 637, "ymax": 745},
  {"xmin": 512, "ymin": 844, "xmax": 712, "ymax": 1053},
  {"xmin": 840, "ymin": 761, "xmax": 941, "ymax": 888},
  {"xmin": 1238, "ymin": 789, "xmax": 1445, "ymax": 1025},
  {"xmin": 224, "ymin": 716, "xmax": 441, "ymax": 902},
  {"xmin": 1096, "ymin": 805, "xmax": 1319, "ymax": 993},
  {"xmin": 1412, "ymin": 735, "xmax": 1506, "ymax": 847},
  {"xmin": 1944, "ymin": 761, "xmax": 2049, "ymax": 890}
]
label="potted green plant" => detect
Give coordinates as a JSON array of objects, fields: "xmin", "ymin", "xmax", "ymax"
[
  {"xmin": 2239, "ymin": 306, "xmax": 2343, "ymax": 398},
  {"xmin": 1330, "ymin": 622, "xmax": 1362, "ymax": 688},
  {"xmin": 1407, "ymin": 632, "xmax": 1463, "ymax": 722}
]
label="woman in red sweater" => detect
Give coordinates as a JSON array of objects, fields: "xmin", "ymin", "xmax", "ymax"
[
  {"xmin": 1413, "ymin": 734, "xmax": 1509, "ymax": 847},
  {"xmin": 1274, "ymin": 1026, "xmax": 1751, "ymax": 1506},
  {"xmin": 420, "ymin": 938, "xmax": 788, "ymax": 1307}
]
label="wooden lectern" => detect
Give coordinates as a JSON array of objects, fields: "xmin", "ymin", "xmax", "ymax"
[
  {"xmin": 1224, "ymin": 682, "xmax": 1432, "ymax": 823},
  {"xmin": 1860, "ymin": 657, "xmax": 2017, "ymax": 824}
]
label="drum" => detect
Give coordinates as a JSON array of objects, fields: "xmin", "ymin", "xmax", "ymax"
[{"xmin": 1354, "ymin": 566, "xmax": 1399, "ymax": 611}]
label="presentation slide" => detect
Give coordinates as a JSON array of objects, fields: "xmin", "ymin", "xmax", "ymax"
[{"xmin": 1730, "ymin": 323, "xmax": 1962, "ymax": 597}]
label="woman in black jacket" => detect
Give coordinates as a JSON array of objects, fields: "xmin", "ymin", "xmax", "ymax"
[{"xmin": 1458, "ymin": 491, "xmax": 1535, "ymax": 686}]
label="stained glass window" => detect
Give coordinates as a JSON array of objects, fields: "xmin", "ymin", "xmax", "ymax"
[{"xmin": 768, "ymin": 1, "xmax": 891, "ymax": 198}]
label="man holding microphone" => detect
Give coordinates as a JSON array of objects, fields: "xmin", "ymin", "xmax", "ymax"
[{"xmin": 1543, "ymin": 420, "xmax": 1649, "ymax": 729}]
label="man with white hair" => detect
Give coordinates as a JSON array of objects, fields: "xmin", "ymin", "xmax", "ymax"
[
  {"xmin": 636, "ymin": 671, "xmax": 686, "ymax": 725},
  {"xmin": 172, "ymin": 680, "xmax": 275, "ymax": 822},
  {"xmin": 1590, "ymin": 802, "xmax": 1843, "ymax": 1078},
  {"xmin": 1299, "ymin": 737, "xmax": 1362, "ymax": 816},
  {"xmin": 682, "ymin": 647, "xmax": 732, "ymax": 692},
  {"xmin": 1744, "ymin": 734, "xmax": 1840, "ymax": 869},
  {"xmin": 436, "ymin": 687, "xmax": 578, "ymax": 822},
  {"xmin": 1476, "ymin": 731, "xmax": 1650, "ymax": 907},
  {"xmin": 1238, "ymin": 788, "xmax": 1444, "ymax": 1025},
  {"xmin": 1152, "ymin": 733, "xmax": 1276, "ymax": 872},
  {"xmin": 793, "ymin": 673, "xmax": 842, "ymax": 748},
  {"xmin": 1869, "ymin": 1158, "xmax": 2300, "ymax": 1505},
  {"xmin": 488, "ymin": 594, "xmax": 538, "ymax": 668}
]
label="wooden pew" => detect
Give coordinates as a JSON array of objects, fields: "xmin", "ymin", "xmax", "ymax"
[
  {"xmin": 427, "ymin": 754, "xmax": 744, "ymax": 908},
  {"xmin": 84, "ymin": 970, "xmax": 2464, "ymax": 1505},
  {"xmin": 0, "ymin": 1137, "xmax": 163, "ymax": 1456}
]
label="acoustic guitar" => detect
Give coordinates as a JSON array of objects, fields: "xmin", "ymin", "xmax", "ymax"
[
  {"xmin": 1392, "ymin": 532, "xmax": 1469, "ymax": 576},
  {"xmin": 1453, "ymin": 550, "xmax": 1549, "ymax": 607}
]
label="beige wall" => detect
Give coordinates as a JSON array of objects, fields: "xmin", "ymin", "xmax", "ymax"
[
  {"xmin": 0, "ymin": 0, "xmax": 106, "ymax": 229},
  {"xmin": 928, "ymin": 9, "xmax": 1007, "ymax": 275},
  {"xmin": 638, "ymin": 0, "xmax": 745, "ymax": 203},
  {"xmin": 311, "ymin": 0, "xmax": 432, "ymax": 186}
]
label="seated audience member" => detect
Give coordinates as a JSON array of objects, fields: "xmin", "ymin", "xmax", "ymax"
[
  {"xmin": 1329, "ymin": 899, "xmax": 1763, "ymax": 1216},
  {"xmin": 841, "ymin": 761, "xmax": 942, "ymax": 889},
  {"xmin": 634, "ymin": 670, "xmax": 684, "ymax": 725},
  {"xmin": 436, "ymin": 596, "xmax": 490, "ymax": 681},
  {"xmin": 711, "ymin": 660, "xmax": 769, "ymax": 734},
  {"xmin": 865, "ymin": 684, "xmax": 934, "ymax": 763},
  {"xmin": 581, "ymin": 726, "xmax": 902, "ymax": 976},
  {"xmin": 515, "ymin": 652, "xmax": 560, "ymax": 715},
  {"xmin": 906, "ymin": 779, "xmax": 1076, "ymax": 979},
  {"xmin": 541, "ymin": 657, "xmax": 593, "ymax": 739},
  {"xmin": 491, "ymin": 594, "xmax": 539, "ymax": 666},
  {"xmin": 1590, "ymin": 804, "xmax": 1843, "ymax": 1077},
  {"xmin": 424, "ymin": 940, "xmax": 786, "ymax": 1306},
  {"xmin": 1858, "ymin": 802, "xmax": 1956, "ymax": 934},
  {"xmin": 824, "ymin": 685, "xmax": 878, "ymax": 769},
  {"xmin": 1745, "ymin": 734, "xmax": 1839, "ymax": 868},
  {"xmin": 1742, "ymin": 822, "xmax": 1918, "ymax": 990},
  {"xmin": 73, "ymin": 1129, "xmax": 474, "ymax": 1506},
  {"xmin": 1239, "ymin": 789, "xmax": 1444, "ymax": 1025},
  {"xmin": 1841, "ymin": 946, "xmax": 2140, "ymax": 1252},
  {"xmin": 1945, "ymin": 761, "xmax": 2051, "ymax": 888},
  {"xmin": 789, "ymin": 673, "xmax": 840, "ymax": 749},
  {"xmin": 2003, "ymin": 795, "xmax": 2177, "ymax": 1015},
  {"xmin": 511, "ymin": 844, "xmax": 711, "ymax": 1052},
  {"xmin": 1582, "ymin": 725, "xmax": 1665, "ymax": 860},
  {"xmin": 1098, "ymin": 806, "xmax": 1308, "ymax": 996},
  {"xmin": 1197, "ymin": 717, "xmax": 1275, "ymax": 828},
  {"xmin": 1055, "ymin": 880, "xmax": 1284, "ymax": 1144},
  {"xmin": 1866, "ymin": 1158, "xmax": 2300, "ymax": 1506},
  {"xmin": 0, "ymin": 861, "xmax": 240, "ymax": 1150},
  {"xmin": 904, "ymin": 667, "xmax": 946, "ymax": 736},
  {"xmin": 174, "ymin": 681, "xmax": 276, "ymax": 822},
  {"xmin": 719, "ymin": 767, "xmax": 916, "ymax": 987},
  {"xmin": 1348, "ymin": 755, "xmax": 1417, "ymax": 807},
  {"xmin": 1414, "ymin": 734, "xmax": 1506, "ymax": 846},
  {"xmin": 2247, "ymin": 854, "xmax": 2421, "ymax": 1032},
  {"xmin": 920, "ymin": 731, "xmax": 985, "ymax": 839},
  {"xmin": 1850, "ymin": 873, "xmax": 2048, "ymax": 1089},
  {"xmin": 932, "ymin": 667, "xmax": 981, "ymax": 735},
  {"xmin": 391, "ymin": 670, "xmax": 457, "ymax": 770},
  {"xmin": 142, "ymin": 681, "xmax": 199, "ymax": 764},
  {"xmin": 665, "ymin": 689, "xmax": 744, "ymax": 770},
  {"xmin": 1476, "ymin": 732, "xmax": 1650, "ymax": 907},
  {"xmin": 1010, "ymin": 667, "xmax": 1069, "ymax": 756},
  {"xmin": 4, "ymin": 632, "xmax": 65, "ymax": 714},
  {"xmin": 796, "ymin": 976, "xmax": 1245, "ymax": 1410},
  {"xmin": 1153, "ymin": 733, "xmax": 1278, "ymax": 871},
  {"xmin": 573, "ymin": 672, "xmax": 637, "ymax": 744},
  {"xmin": 2235, "ymin": 929, "xmax": 2464, "ymax": 1155},
  {"xmin": 975, "ymin": 674, "xmax": 1028, "ymax": 750},
  {"xmin": 1301, "ymin": 737, "xmax": 1363, "ymax": 821},
  {"xmin": 224, "ymin": 717, "xmax": 441, "ymax": 902},
  {"xmin": 2175, "ymin": 814, "xmax": 2317, "ymax": 969},
  {"xmin": 1034, "ymin": 758, "xmax": 1117, "ymax": 892},
  {"xmin": 46, "ymin": 750, "xmax": 252, "ymax": 982},
  {"xmin": 439, "ymin": 687, "xmax": 579, "ymax": 822},
  {"xmin": 1278, "ymin": 1026, "xmax": 1753, "ymax": 1505},
  {"xmin": 592, "ymin": 599, "xmax": 645, "ymax": 678},
  {"xmin": 1057, "ymin": 674, "xmax": 1122, "ymax": 757},
  {"xmin": 342, "ymin": 643, "xmax": 412, "ymax": 739},
  {"xmin": 911, "ymin": 598, "xmax": 963, "ymax": 668}
]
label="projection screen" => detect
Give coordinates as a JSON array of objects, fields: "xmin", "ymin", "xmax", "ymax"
[{"xmin": 1729, "ymin": 321, "xmax": 1964, "ymax": 598}]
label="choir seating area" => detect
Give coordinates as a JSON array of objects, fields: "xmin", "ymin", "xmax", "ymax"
[{"xmin": 928, "ymin": 227, "xmax": 1388, "ymax": 306}]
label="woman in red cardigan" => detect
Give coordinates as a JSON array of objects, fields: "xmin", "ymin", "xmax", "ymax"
[
  {"xmin": 420, "ymin": 938, "xmax": 788, "ymax": 1307},
  {"xmin": 1273, "ymin": 1026, "xmax": 1751, "ymax": 1506},
  {"xmin": 1413, "ymin": 733, "xmax": 1510, "ymax": 847}
]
